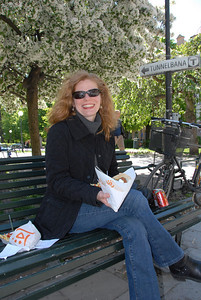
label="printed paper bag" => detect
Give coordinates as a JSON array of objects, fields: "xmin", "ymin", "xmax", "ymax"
[
  {"xmin": 9, "ymin": 221, "xmax": 41, "ymax": 250},
  {"xmin": 95, "ymin": 167, "xmax": 136, "ymax": 212}
]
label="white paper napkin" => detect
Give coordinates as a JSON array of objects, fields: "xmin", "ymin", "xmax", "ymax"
[{"xmin": 0, "ymin": 239, "xmax": 59, "ymax": 260}]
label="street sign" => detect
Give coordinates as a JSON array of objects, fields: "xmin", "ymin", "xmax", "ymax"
[{"xmin": 140, "ymin": 55, "xmax": 200, "ymax": 77}]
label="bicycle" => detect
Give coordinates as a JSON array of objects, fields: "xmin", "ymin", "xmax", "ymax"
[{"xmin": 144, "ymin": 117, "xmax": 201, "ymax": 206}]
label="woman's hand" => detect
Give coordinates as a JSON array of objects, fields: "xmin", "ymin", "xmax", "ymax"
[{"xmin": 97, "ymin": 191, "xmax": 111, "ymax": 207}]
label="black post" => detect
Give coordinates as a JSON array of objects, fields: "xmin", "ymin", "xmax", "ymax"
[
  {"xmin": 165, "ymin": 0, "xmax": 172, "ymax": 119},
  {"xmin": 20, "ymin": 117, "xmax": 24, "ymax": 152}
]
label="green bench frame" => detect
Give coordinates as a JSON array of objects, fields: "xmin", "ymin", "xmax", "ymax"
[{"xmin": 1, "ymin": 151, "xmax": 201, "ymax": 300}]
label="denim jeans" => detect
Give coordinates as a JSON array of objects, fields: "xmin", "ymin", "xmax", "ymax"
[{"xmin": 70, "ymin": 189, "xmax": 184, "ymax": 300}]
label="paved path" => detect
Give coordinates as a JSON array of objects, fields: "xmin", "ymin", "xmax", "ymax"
[{"xmin": 130, "ymin": 153, "xmax": 196, "ymax": 186}]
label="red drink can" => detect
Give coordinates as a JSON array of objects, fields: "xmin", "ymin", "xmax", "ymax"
[{"xmin": 152, "ymin": 189, "xmax": 169, "ymax": 207}]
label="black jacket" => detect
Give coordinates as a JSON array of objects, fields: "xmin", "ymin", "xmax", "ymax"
[{"xmin": 34, "ymin": 115, "xmax": 118, "ymax": 239}]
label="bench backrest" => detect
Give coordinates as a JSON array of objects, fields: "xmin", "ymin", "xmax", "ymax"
[{"xmin": 0, "ymin": 151, "xmax": 132, "ymax": 233}]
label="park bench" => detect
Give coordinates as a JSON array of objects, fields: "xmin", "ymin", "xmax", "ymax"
[{"xmin": 1, "ymin": 151, "xmax": 201, "ymax": 300}]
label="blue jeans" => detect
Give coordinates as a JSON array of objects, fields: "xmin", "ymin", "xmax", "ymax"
[{"xmin": 70, "ymin": 189, "xmax": 184, "ymax": 300}]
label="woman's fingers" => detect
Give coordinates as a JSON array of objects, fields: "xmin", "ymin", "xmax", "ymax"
[{"xmin": 97, "ymin": 191, "xmax": 111, "ymax": 207}]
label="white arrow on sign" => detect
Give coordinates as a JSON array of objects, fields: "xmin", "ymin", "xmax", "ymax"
[{"xmin": 140, "ymin": 55, "xmax": 200, "ymax": 77}]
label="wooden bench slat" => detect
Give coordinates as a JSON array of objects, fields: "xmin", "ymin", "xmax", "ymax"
[
  {"xmin": 0, "ymin": 162, "xmax": 45, "ymax": 172},
  {"xmin": 0, "ymin": 186, "xmax": 46, "ymax": 201},
  {"xmin": 114, "ymin": 150, "xmax": 127, "ymax": 156},
  {"xmin": 0, "ymin": 207, "xmax": 39, "ymax": 222},
  {"xmin": 0, "ymin": 197, "xmax": 42, "ymax": 211},
  {"xmin": 163, "ymin": 211, "xmax": 201, "ymax": 235},
  {"xmin": 117, "ymin": 160, "xmax": 132, "ymax": 167},
  {"xmin": 0, "ymin": 156, "xmax": 45, "ymax": 165},
  {"xmin": 116, "ymin": 154, "xmax": 130, "ymax": 161},
  {"xmin": 0, "ymin": 170, "xmax": 46, "ymax": 181},
  {"xmin": 118, "ymin": 166, "xmax": 133, "ymax": 172},
  {"xmin": 0, "ymin": 219, "xmax": 36, "ymax": 234},
  {"xmin": 0, "ymin": 178, "xmax": 46, "ymax": 190},
  {"xmin": 154, "ymin": 199, "xmax": 196, "ymax": 221}
]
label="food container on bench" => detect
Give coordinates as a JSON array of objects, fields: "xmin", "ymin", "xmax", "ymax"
[{"xmin": 152, "ymin": 189, "xmax": 169, "ymax": 207}]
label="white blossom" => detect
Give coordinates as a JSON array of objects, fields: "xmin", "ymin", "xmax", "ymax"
[{"xmin": 0, "ymin": 0, "xmax": 166, "ymax": 110}]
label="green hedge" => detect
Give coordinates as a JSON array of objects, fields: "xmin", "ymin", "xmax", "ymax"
[{"xmin": 124, "ymin": 139, "xmax": 133, "ymax": 148}]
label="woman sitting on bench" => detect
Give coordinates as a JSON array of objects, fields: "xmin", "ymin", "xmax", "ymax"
[{"xmin": 34, "ymin": 70, "xmax": 201, "ymax": 300}]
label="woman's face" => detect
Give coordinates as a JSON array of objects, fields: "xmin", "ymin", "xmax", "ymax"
[{"xmin": 73, "ymin": 79, "xmax": 101, "ymax": 122}]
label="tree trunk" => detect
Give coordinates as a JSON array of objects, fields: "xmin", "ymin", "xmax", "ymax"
[
  {"xmin": 0, "ymin": 106, "xmax": 4, "ymax": 143},
  {"xmin": 145, "ymin": 124, "xmax": 151, "ymax": 148},
  {"xmin": 23, "ymin": 66, "xmax": 42, "ymax": 156},
  {"xmin": 185, "ymin": 93, "xmax": 198, "ymax": 155}
]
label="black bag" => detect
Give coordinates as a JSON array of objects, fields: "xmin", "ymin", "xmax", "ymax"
[{"xmin": 131, "ymin": 182, "xmax": 155, "ymax": 209}]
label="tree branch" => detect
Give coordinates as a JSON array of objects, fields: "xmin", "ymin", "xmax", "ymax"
[
  {"xmin": 186, "ymin": 74, "xmax": 198, "ymax": 84},
  {"xmin": 0, "ymin": 14, "xmax": 22, "ymax": 36},
  {"xmin": 0, "ymin": 86, "xmax": 26, "ymax": 103},
  {"xmin": 43, "ymin": 73, "xmax": 60, "ymax": 81},
  {"xmin": 7, "ymin": 64, "xmax": 24, "ymax": 77}
]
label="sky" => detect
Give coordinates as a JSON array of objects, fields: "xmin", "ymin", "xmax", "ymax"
[{"xmin": 149, "ymin": 0, "xmax": 201, "ymax": 41}]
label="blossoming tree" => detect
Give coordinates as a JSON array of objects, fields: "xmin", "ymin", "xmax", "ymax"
[{"xmin": 0, "ymin": 0, "xmax": 164, "ymax": 155}]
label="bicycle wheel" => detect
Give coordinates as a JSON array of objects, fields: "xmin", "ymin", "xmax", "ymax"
[
  {"xmin": 144, "ymin": 161, "xmax": 174, "ymax": 200},
  {"xmin": 193, "ymin": 163, "xmax": 201, "ymax": 188},
  {"xmin": 192, "ymin": 163, "xmax": 201, "ymax": 206}
]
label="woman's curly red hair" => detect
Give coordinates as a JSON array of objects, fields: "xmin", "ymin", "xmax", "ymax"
[{"xmin": 49, "ymin": 70, "xmax": 117, "ymax": 141}]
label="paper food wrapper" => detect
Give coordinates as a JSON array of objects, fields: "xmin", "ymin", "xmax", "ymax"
[
  {"xmin": 0, "ymin": 221, "xmax": 59, "ymax": 259},
  {"xmin": 9, "ymin": 221, "xmax": 41, "ymax": 250},
  {"xmin": 95, "ymin": 167, "xmax": 136, "ymax": 212}
]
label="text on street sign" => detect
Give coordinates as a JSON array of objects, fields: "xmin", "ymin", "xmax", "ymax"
[{"xmin": 140, "ymin": 55, "xmax": 200, "ymax": 77}]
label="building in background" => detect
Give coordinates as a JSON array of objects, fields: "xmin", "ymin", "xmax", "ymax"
[{"xmin": 176, "ymin": 34, "xmax": 186, "ymax": 45}]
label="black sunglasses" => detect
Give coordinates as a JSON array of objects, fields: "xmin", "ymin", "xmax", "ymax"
[{"xmin": 72, "ymin": 88, "xmax": 101, "ymax": 99}]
